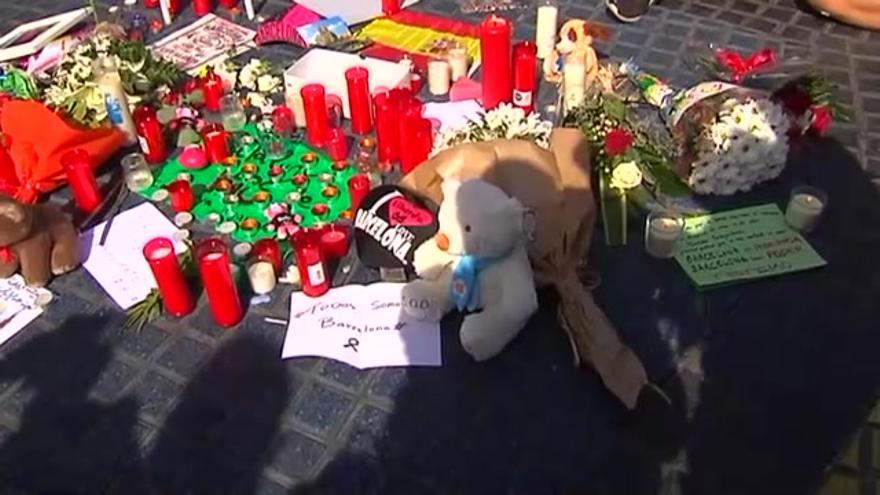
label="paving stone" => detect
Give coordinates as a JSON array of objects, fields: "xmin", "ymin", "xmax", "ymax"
[
  {"xmin": 0, "ymin": 386, "xmax": 36, "ymax": 421},
  {"xmin": 269, "ymin": 429, "xmax": 326, "ymax": 479},
  {"xmin": 318, "ymin": 360, "xmax": 372, "ymax": 390},
  {"xmin": 90, "ymin": 359, "xmax": 139, "ymax": 402},
  {"xmin": 343, "ymin": 405, "xmax": 391, "ymax": 457},
  {"xmin": 187, "ymin": 304, "xmax": 229, "ymax": 340},
  {"xmin": 290, "ymin": 382, "xmax": 355, "ymax": 437},
  {"xmin": 116, "ymin": 325, "xmax": 170, "ymax": 362},
  {"xmin": 368, "ymin": 368, "xmax": 409, "ymax": 400},
  {"xmin": 255, "ymin": 476, "xmax": 291, "ymax": 495},
  {"xmin": 238, "ymin": 313, "xmax": 287, "ymax": 351},
  {"xmin": 129, "ymin": 371, "xmax": 181, "ymax": 422},
  {"xmin": 155, "ymin": 337, "xmax": 212, "ymax": 378}
]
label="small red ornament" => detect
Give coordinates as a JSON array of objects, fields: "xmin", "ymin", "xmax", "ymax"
[
  {"xmin": 269, "ymin": 164, "xmax": 284, "ymax": 176},
  {"xmin": 810, "ymin": 105, "xmax": 832, "ymax": 135},
  {"xmin": 604, "ymin": 128, "xmax": 633, "ymax": 157},
  {"xmin": 293, "ymin": 174, "xmax": 309, "ymax": 186},
  {"xmin": 312, "ymin": 203, "xmax": 329, "ymax": 215}
]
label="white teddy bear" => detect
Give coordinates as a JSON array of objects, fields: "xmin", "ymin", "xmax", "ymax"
[{"xmin": 401, "ymin": 178, "xmax": 538, "ymax": 361}]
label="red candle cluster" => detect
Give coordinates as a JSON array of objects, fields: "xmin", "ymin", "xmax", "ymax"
[
  {"xmin": 373, "ymin": 88, "xmax": 433, "ymax": 172},
  {"xmin": 345, "ymin": 67, "xmax": 373, "ymax": 135},
  {"xmin": 61, "ymin": 149, "xmax": 102, "ymax": 213},
  {"xmin": 133, "ymin": 104, "xmax": 167, "ymax": 164},
  {"xmin": 293, "ymin": 230, "xmax": 330, "ymax": 298},
  {"xmin": 301, "ymin": 84, "xmax": 331, "ymax": 148},
  {"xmin": 143, "ymin": 237, "xmax": 194, "ymax": 317},
  {"xmin": 513, "ymin": 41, "xmax": 538, "ymax": 114},
  {"xmin": 197, "ymin": 238, "xmax": 243, "ymax": 327},
  {"xmin": 479, "ymin": 15, "xmax": 513, "ymax": 109}
]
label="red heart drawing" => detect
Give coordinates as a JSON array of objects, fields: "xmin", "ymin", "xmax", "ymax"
[{"xmin": 389, "ymin": 197, "xmax": 433, "ymax": 227}]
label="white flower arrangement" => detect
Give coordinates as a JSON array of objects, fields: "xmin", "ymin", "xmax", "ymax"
[
  {"xmin": 234, "ymin": 59, "xmax": 282, "ymax": 94},
  {"xmin": 431, "ymin": 103, "xmax": 553, "ymax": 156},
  {"xmin": 688, "ymin": 97, "xmax": 790, "ymax": 195}
]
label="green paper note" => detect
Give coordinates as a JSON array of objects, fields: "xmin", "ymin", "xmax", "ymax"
[{"xmin": 674, "ymin": 204, "xmax": 827, "ymax": 288}]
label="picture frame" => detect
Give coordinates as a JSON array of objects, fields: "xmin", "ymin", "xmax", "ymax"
[{"xmin": 0, "ymin": 7, "xmax": 92, "ymax": 63}]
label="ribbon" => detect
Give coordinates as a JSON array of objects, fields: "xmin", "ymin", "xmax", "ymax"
[
  {"xmin": 714, "ymin": 48, "xmax": 777, "ymax": 83},
  {"xmin": 0, "ymin": 246, "xmax": 15, "ymax": 264}
]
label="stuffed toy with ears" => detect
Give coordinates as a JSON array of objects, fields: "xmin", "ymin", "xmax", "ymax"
[
  {"xmin": 401, "ymin": 178, "xmax": 538, "ymax": 361},
  {"xmin": 0, "ymin": 195, "xmax": 80, "ymax": 287}
]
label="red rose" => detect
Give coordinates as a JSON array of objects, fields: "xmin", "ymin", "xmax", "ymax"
[
  {"xmin": 810, "ymin": 105, "xmax": 832, "ymax": 135},
  {"xmin": 604, "ymin": 128, "xmax": 633, "ymax": 156}
]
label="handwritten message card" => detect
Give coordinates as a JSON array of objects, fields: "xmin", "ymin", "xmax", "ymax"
[
  {"xmin": 282, "ymin": 283, "xmax": 441, "ymax": 369},
  {"xmin": 82, "ymin": 203, "xmax": 187, "ymax": 310},
  {"xmin": 0, "ymin": 275, "xmax": 49, "ymax": 348},
  {"xmin": 674, "ymin": 204, "xmax": 827, "ymax": 288},
  {"xmin": 150, "ymin": 14, "xmax": 255, "ymax": 71}
]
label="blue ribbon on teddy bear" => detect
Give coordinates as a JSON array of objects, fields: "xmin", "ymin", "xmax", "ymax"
[{"xmin": 450, "ymin": 253, "xmax": 506, "ymax": 312}]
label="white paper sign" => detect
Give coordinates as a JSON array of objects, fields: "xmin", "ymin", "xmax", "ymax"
[
  {"xmin": 282, "ymin": 283, "xmax": 441, "ymax": 369},
  {"xmin": 293, "ymin": 0, "xmax": 422, "ymax": 26},
  {"xmin": 81, "ymin": 203, "xmax": 187, "ymax": 310},
  {"xmin": 150, "ymin": 14, "xmax": 255, "ymax": 71}
]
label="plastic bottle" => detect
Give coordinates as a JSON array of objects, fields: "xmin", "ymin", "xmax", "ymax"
[{"xmin": 94, "ymin": 57, "xmax": 137, "ymax": 145}]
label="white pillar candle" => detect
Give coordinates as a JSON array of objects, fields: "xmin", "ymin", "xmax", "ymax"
[
  {"xmin": 645, "ymin": 215, "xmax": 684, "ymax": 259},
  {"xmin": 535, "ymin": 1, "xmax": 559, "ymax": 60},
  {"xmin": 447, "ymin": 48, "xmax": 469, "ymax": 82},
  {"xmin": 244, "ymin": 0, "xmax": 256, "ymax": 20},
  {"xmin": 248, "ymin": 261, "xmax": 277, "ymax": 295},
  {"xmin": 159, "ymin": 0, "xmax": 172, "ymax": 25},
  {"xmin": 428, "ymin": 59, "xmax": 451, "ymax": 96},
  {"xmin": 785, "ymin": 191, "xmax": 825, "ymax": 233}
]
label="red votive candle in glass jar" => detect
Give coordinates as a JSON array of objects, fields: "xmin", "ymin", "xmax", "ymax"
[
  {"xmin": 252, "ymin": 238, "xmax": 283, "ymax": 275},
  {"xmin": 272, "ymin": 105, "xmax": 295, "ymax": 137},
  {"xmin": 513, "ymin": 41, "xmax": 538, "ymax": 114},
  {"xmin": 133, "ymin": 104, "xmax": 168, "ymax": 164},
  {"xmin": 167, "ymin": 179, "xmax": 195, "ymax": 212},
  {"xmin": 479, "ymin": 15, "xmax": 513, "ymax": 109},
  {"xmin": 201, "ymin": 69, "xmax": 223, "ymax": 111},
  {"xmin": 61, "ymin": 149, "xmax": 102, "ymax": 213},
  {"xmin": 193, "ymin": 0, "xmax": 213, "ymax": 16},
  {"xmin": 345, "ymin": 67, "xmax": 373, "ymax": 135},
  {"xmin": 143, "ymin": 237, "xmax": 195, "ymax": 317},
  {"xmin": 197, "ymin": 238, "xmax": 243, "ymax": 327},
  {"xmin": 348, "ymin": 174, "xmax": 371, "ymax": 212},
  {"xmin": 144, "ymin": 0, "xmax": 159, "ymax": 7},
  {"xmin": 301, "ymin": 84, "xmax": 331, "ymax": 148},
  {"xmin": 382, "ymin": 0, "xmax": 400, "ymax": 15},
  {"xmin": 202, "ymin": 124, "xmax": 230, "ymax": 163},
  {"xmin": 325, "ymin": 128, "xmax": 349, "ymax": 162},
  {"xmin": 293, "ymin": 230, "xmax": 330, "ymax": 298},
  {"xmin": 373, "ymin": 92, "xmax": 399, "ymax": 163},
  {"xmin": 218, "ymin": 0, "xmax": 238, "ymax": 8},
  {"xmin": 318, "ymin": 224, "xmax": 351, "ymax": 260}
]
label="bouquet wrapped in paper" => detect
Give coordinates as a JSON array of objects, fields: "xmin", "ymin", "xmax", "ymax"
[{"xmin": 633, "ymin": 71, "xmax": 792, "ymax": 196}]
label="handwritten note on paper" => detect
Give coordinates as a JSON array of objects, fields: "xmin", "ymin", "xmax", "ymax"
[
  {"xmin": 150, "ymin": 14, "xmax": 255, "ymax": 71},
  {"xmin": 81, "ymin": 203, "xmax": 187, "ymax": 310},
  {"xmin": 674, "ymin": 204, "xmax": 827, "ymax": 288},
  {"xmin": 0, "ymin": 275, "xmax": 47, "ymax": 348},
  {"xmin": 281, "ymin": 283, "xmax": 441, "ymax": 369}
]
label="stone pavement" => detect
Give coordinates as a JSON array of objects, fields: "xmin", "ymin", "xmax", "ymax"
[{"xmin": 1, "ymin": 0, "xmax": 880, "ymax": 494}]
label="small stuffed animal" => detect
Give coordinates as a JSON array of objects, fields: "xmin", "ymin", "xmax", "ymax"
[
  {"xmin": 0, "ymin": 195, "xmax": 80, "ymax": 287},
  {"xmin": 401, "ymin": 178, "xmax": 538, "ymax": 361}
]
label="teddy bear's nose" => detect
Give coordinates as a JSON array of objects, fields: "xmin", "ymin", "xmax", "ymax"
[{"xmin": 435, "ymin": 233, "xmax": 450, "ymax": 252}]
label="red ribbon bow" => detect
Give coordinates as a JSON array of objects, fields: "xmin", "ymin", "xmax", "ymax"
[{"xmin": 715, "ymin": 48, "xmax": 777, "ymax": 83}]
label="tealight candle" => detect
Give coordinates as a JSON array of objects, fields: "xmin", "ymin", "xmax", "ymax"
[
  {"xmin": 644, "ymin": 211, "xmax": 684, "ymax": 259},
  {"xmin": 785, "ymin": 186, "xmax": 827, "ymax": 233},
  {"xmin": 428, "ymin": 59, "xmax": 451, "ymax": 96},
  {"xmin": 247, "ymin": 261, "xmax": 276, "ymax": 295},
  {"xmin": 253, "ymin": 238, "xmax": 283, "ymax": 275}
]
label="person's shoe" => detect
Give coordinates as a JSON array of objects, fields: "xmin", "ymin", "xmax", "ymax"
[{"xmin": 606, "ymin": 0, "xmax": 655, "ymax": 23}]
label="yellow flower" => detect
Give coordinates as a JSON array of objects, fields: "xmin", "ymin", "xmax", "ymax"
[{"xmin": 609, "ymin": 161, "xmax": 642, "ymax": 190}]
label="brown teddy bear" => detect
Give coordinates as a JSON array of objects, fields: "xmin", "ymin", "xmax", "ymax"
[{"xmin": 0, "ymin": 195, "xmax": 80, "ymax": 287}]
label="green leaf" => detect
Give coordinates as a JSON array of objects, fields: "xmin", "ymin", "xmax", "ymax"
[{"xmin": 602, "ymin": 96, "xmax": 627, "ymax": 121}]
